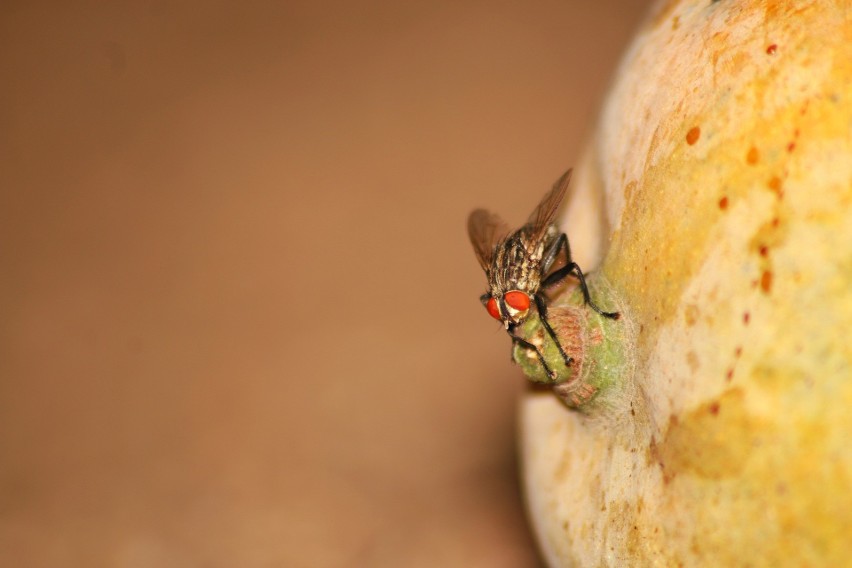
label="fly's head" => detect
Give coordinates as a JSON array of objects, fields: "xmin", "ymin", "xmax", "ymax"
[{"xmin": 481, "ymin": 288, "xmax": 534, "ymax": 329}]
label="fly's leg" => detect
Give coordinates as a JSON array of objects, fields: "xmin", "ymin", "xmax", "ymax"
[
  {"xmin": 541, "ymin": 233, "xmax": 620, "ymax": 319},
  {"xmin": 542, "ymin": 262, "xmax": 620, "ymax": 319},
  {"xmin": 534, "ymin": 294, "xmax": 574, "ymax": 369},
  {"xmin": 540, "ymin": 232, "xmax": 572, "ymax": 275},
  {"xmin": 510, "ymin": 334, "xmax": 557, "ymax": 381}
]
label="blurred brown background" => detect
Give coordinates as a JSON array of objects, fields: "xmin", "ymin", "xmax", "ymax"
[{"xmin": 0, "ymin": 2, "xmax": 647, "ymax": 566}]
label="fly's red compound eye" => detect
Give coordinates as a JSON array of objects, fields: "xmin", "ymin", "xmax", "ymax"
[
  {"xmin": 485, "ymin": 297, "xmax": 501, "ymax": 320},
  {"xmin": 504, "ymin": 290, "xmax": 530, "ymax": 312}
]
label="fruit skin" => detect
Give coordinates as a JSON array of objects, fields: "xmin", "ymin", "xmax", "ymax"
[{"xmin": 520, "ymin": 1, "xmax": 852, "ymax": 566}]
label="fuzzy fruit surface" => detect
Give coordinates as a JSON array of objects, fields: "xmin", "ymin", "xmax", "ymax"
[{"xmin": 520, "ymin": 1, "xmax": 852, "ymax": 566}]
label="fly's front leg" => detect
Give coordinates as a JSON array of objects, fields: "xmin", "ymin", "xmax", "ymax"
[
  {"xmin": 509, "ymin": 332, "xmax": 557, "ymax": 381},
  {"xmin": 534, "ymin": 294, "xmax": 574, "ymax": 368}
]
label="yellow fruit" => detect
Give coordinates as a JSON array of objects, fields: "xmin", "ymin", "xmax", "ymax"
[{"xmin": 520, "ymin": 1, "xmax": 852, "ymax": 565}]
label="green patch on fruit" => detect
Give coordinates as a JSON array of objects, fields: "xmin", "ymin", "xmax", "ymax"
[{"xmin": 512, "ymin": 276, "xmax": 635, "ymax": 411}]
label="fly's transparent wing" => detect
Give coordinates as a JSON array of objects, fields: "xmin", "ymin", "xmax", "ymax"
[
  {"xmin": 467, "ymin": 208, "xmax": 510, "ymax": 272},
  {"xmin": 526, "ymin": 168, "xmax": 572, "ymax": 242}
]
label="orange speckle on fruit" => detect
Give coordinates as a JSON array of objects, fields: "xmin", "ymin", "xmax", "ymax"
[
  {"xmin": 718, "ymin": 196, "xmax": 728, "ymax": 210},
  {"xmin": 768, "ymin": 176, "xmax": 783, "ymax": 197},
  {"xmin": 746, "ymin": 146, "xmax": 759, "ymax": 164},
  {"xmin": 686, "ymin": 126, "xmax": 701, "ymax": 145},
  {"xmin": 760, "ymin": 270, "xmax": 773, "ymax": 293}
]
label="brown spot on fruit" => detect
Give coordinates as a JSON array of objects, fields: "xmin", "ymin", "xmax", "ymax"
[
  {"xmin": 746, "ymin": 146, "xmax": 759, "ymax": 164},
  {"xmin": 655, "ymin": 389, "xmax": 757, "ymax": 479},
  {"xmin": 766, "ymin": 43, "xmax": 778, "ymax": 55},
  {"xmin": 624, "ymin": 179, "xmax": 637, "ymax": 205},
  {"xmin": 761, "ymin": 270, "xmax": 773, "ymax": 293},
  {"xmin": 750, "ymin": 215, "xmax": 787, "ymax": 260},
  {"xmin": 768, "ymin": 176, "xmax": 783, "ymax": 197},
  {"xmin": 743, "ymin": 312, "xmax": 750, "ymax": 325},
  {"xmin": 686, "ymin": 350, "xmax": 699, "ymax": 373},
  {"xmin": 718, "ymin": 196, "xmax": 728, "ymax": 210},
  {"xmin": 686, "ymin": 126, "xmax": 701, "ymax": 145}
]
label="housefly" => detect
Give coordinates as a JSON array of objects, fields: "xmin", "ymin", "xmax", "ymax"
[{"xmin": 467, "ymin": 169, "xmax": 619, "ymax": 380}]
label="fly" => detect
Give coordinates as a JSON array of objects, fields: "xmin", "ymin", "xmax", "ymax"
[{"xmin": 467, "ymin": 169, "xmax": 619, "ymax": 380}]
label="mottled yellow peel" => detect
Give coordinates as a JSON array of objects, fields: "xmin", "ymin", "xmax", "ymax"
[{"xmin": 521, "ymin": 1, "xmax": 852, "ymax": 565}]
